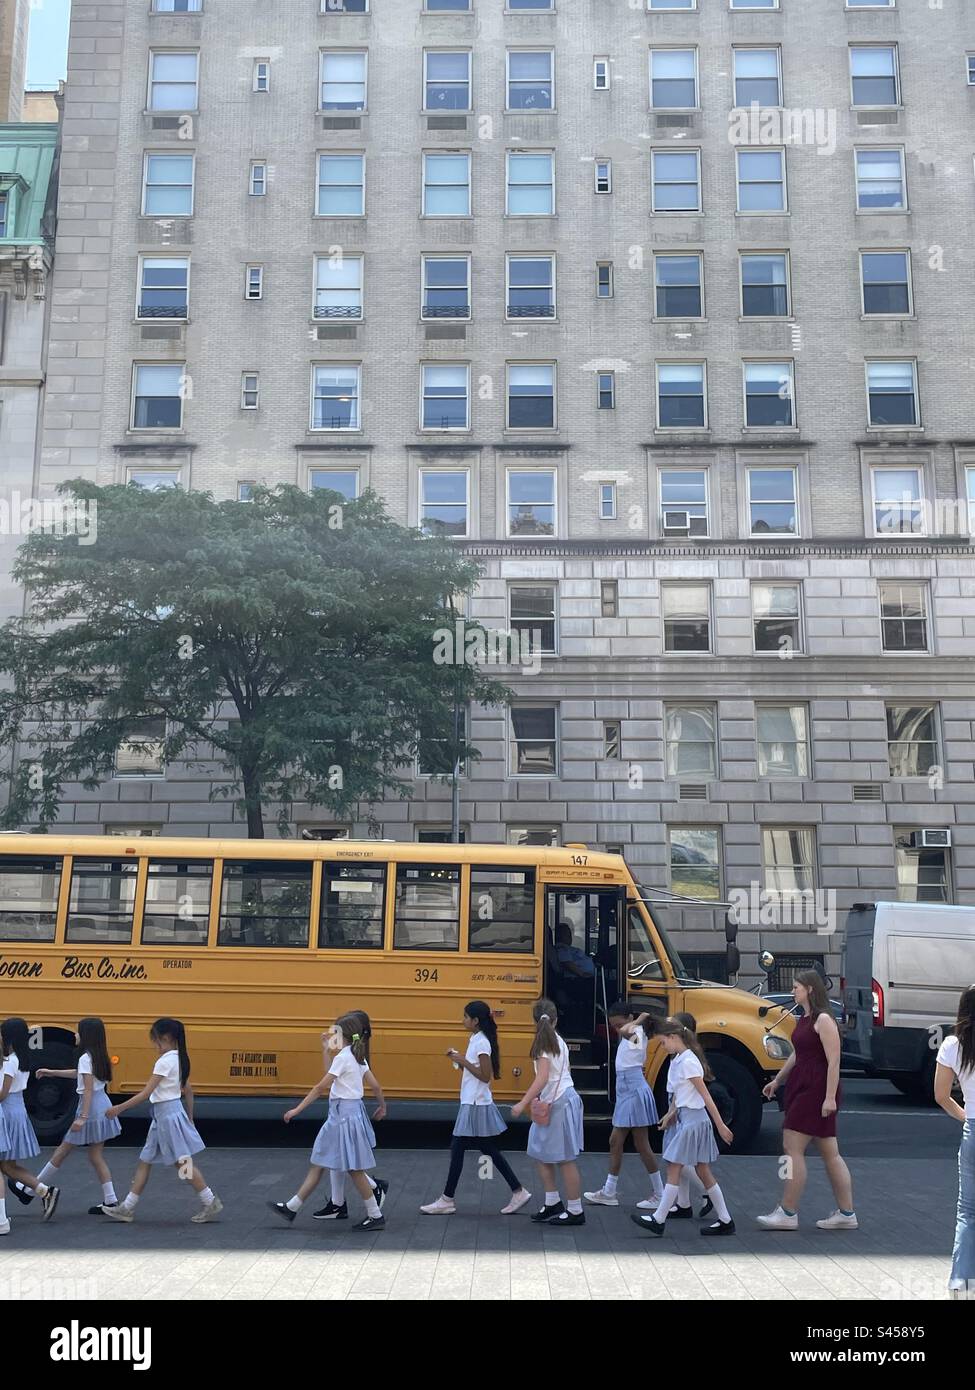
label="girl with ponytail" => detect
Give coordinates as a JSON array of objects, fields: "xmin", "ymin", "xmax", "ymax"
[
  {"xmin": 101, "ymin": 1018, "xmax": 222, "ymax": 1225},
  {"xmin": 510, "ymin": 999, "xmax": 586, "ymax": 1226},
  {"xmin": 935, "ymin": 984, "xmax": 975, "ymax": 1298}
]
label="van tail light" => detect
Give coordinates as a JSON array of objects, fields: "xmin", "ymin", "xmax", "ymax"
[
  {"xmin": 839, "ymin": 976, "xmax": 845, "ymax": 993},
  {"xmin": 871, "ymin": 979, "xmax": 884, "ymax": 1027}
]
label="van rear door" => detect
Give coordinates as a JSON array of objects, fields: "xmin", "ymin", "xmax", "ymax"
[{"xmin": 842, "ymin": 903, "xmax": 876, "ymax": 1066}]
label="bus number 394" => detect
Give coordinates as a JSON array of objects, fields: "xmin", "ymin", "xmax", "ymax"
[{"xmin": 414, "ymin": 968, "xmax": 439, "ymax": 983}]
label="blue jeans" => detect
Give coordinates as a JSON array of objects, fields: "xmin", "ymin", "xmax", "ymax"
[{"xmin": 951, "ymin": 1121, "xmax": 975, "ymax": 1289}]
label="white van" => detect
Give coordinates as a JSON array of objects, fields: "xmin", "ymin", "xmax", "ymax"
[{"xmin": 842, "ymin": 901, "xmax": 975, "ymax": 1101}]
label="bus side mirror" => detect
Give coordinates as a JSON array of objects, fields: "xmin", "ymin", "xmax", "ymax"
[
  {"xmin": 726, "ymin": 944, "xmax": 741, "ymax": 978},
  {"xmin": 759, "ymin": 950, "xmax": 776, "ymax": 974},
  {"xmin": 724, "ymin": 910, "xmax": 738, "ymax": 944}
]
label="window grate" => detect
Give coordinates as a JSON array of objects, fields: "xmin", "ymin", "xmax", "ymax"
[
  {"xmin": 678, "ymin": 783, "xmax": 708, "ymax": 801},
  {"xmin": 321, "ymin": 117, "xmax": 361, "ymax": 131},
  {"xmin": 427, "ymin": 116, "xmax": 468, "ymax": 130},
  {"xmin": 853, "ymin": 784, "xmax": 882, "ymax": 802}
]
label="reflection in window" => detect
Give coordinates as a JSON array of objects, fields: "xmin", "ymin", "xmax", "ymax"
[
  {"xmin": 66, "ymin": 859, "xmax": 137, "ymax": 943},
  {"xmin": 393, "ymin": 864, "xmax": 460, "ymax": 950},
  {"xmin": 218, "ymin": 861, "xmax": 312, "ymax": 946},
  {"xmin": 142, "ymin": 860, "xmax": 212, "ymax": 945},
  {"xmin": 470, "ymin": 868, "xmax": 535, "ymax": 953},
  {"xmin": 0, "ymin": 857, "xmax": 62, "ymax": 943},
  {"xmin": 320, "ymin": 863, "xmax": 385, "ymax": 948}
]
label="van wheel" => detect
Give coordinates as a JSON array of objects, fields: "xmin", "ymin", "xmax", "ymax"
[
  {"xmin": 706, "ymin": 1054, "xmax": 763, "ymax": 1154},
  {"xmin": 25, "ymin": 1042, "xmax": 77, "ymax": 1144},
  {"xmin": 891, "ymin": 1056, "xmax": 938, "ymax": 1106}
]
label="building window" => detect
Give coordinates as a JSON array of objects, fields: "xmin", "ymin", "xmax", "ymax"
[
  {"xmin": 420, "ymin": 470, "xmax": 469, "ymax": 537},
  {"xmin": 507, "ymin": 364, "xmax": 555, "ymax": 429},
  {"xmin": 866, "ymin": 360, "xmax": 918, "ymax": 427},
  {"xmin": 665, "ymin": 705, "xmax": 716, "ymax": 779},
  {"xmin": 663, "ymin": 584, "xmax": 711, "ymax": 653},
  {"xmin": 510, "ymin": 706, "xmax": 558, "ymax": 777},
  {"xmin": 656, "ymin": 362, "xmax": 706, "ymax": 428},
  {"xmin": 600, "ymin": 579, "xmax": 619, "ymax": 616},
  {"xmin": 753, "ymin": 583, "xmax": 802, "ymax": 653},
  {"xmin": 142, "ymin": 154, "xmax": 194, "ymax": 215},
  {"xmin": 740, "ymin": 252, "xmax": 789, "ymax": 316},
  {"xmin": 423, "ymin": 152, "xmax": 471, "ymax": 216},
  {"xmin": 604, "ymin": 721, "xmax": 622, "ymax": 761},
  {"xmin": 320, "ymin": 51, "xmax": 367, "ymax": 110},
  {"xmin": 417, "ymin": 708, "xmax": 468, "ymax": 777},
  {"xmin": 650, "ymin": 0, "xmax": 696, "ymax": 7},
  {"xmin": 757, "ymin": 705, "xmax": 809, "ymax": 779},
  {"xmin": 850, "ymin": 46, "xmax": 899, "ymax": 107},
  {"xmin": 855, "ymin": 148, "xmax": 906, "ymax": 210},
  {"xmin": 245, "ymin": 265, "xmax": 264, "ymax": 300},
  {"xmin": 651, "ymin": 149, "xmax": 701, "ymax": 212},
  {"xmin": 314, "ymin": 254, "xmax": 363, "ymax": 320},
  {"xmin": 967, "ymin": 467, "xmax": 975, "ymax": 534},
  {"xmin": 249, "ymin": 162, "xmax": 267, "ymax": 196},
  {"xmin": 650, "ymin": 49, "xmax": 698, "ymax": 109},
  {"xmin": 968, "ymin": 54, "xmax": 975, "ymax": 85},
  {"xmin": 507, "ymin": 825, "xmax": 559, "ymax": 847},
  {"xmin": 311, "ymin": 363, "xmax": 360, "ymax": 430},
  {"xmin": 0, "ymin": 193, "xmax": 6, "ymax": 237},
  {"xmin": 417, "ymin": 826, "xmax": 468, "ymax": 844},
  {"xmin": 744, "ymin": 361, "xmax": 794, "ymax": 427},
  {"xmin": 670, "ymin": 828, "xmax": 720, "ymax": 900},
  {"xmin": 596, "ymin": 261, "xmax": 614, "ymax": 298},
  {"xmin": 426, "ymin": 0, "xmax": 472, "ymax": 9},
  {"xmin": 508, "ymin": 0, "xmax": 555, "ymax": 8},
  {"xmin": 137, "ymin": 256, "xmax": 189, "ymax": 319},
  {"xmin": 253, "ymin": 60, "xmax": 270, "ymax": 93},
  {"xmin": 148, "ymin": 51, "xmax": 199, "ymax": 111},
  {"xmin": 322, "ymin": 0, "xmax": 369, "ymax": 11},
  {"xmin": 318, "ymin": 154, "xmax": 364, "ymax": 216},
  {"xmin": 509, "ymin": 584, "xmax": 557, "ymax": 655},
  {"xmin": 152, "ymin": 1, "xmax": 203, "ymax": 10},
  {"xmin": 421, "ymin": 364, "xmax": 470, "ymax": 430},
  {"xmin": 731, "ymin": 0, "xmax": 778, "ymax": 7},
  {"xmin": 424, "ymin": 255, "xmax": 471, "ymax": 319},
  {"xmin": 310, "ymin": 469, "xmax": 359, "ymax": 499},
  {"xmin": 424, "ymin": 51, "xmax": 471, "ymax": 111},
  {"xmin": 746, "ymin": 466, "xmax": 798, "ymax": 535},
  {"xmin": 132, "ymin": 364, "xmax": 184, "ymax": 430},
  {"xmin": 879, "ymin": 581, "xmax": 929, "ymax": 652},
  {"xmin": 594, "ymin": 58, "xmax": 610, "ymax": 91},
  {"xmin": 887, "ymin": 704, "xmax": 939, "ymax": 778},
  {"xmin": 115, "ymin": 718, "xmax": 166, "ymax": 778},
  {"xmin": 237, "ymin": 482, "xmax": 255, "ymax": 501},
  {"xmin": 506, "ymin": 152, "xmax": 554, "ymax": 215},
  {"xmin": 733, "ymin": 48, "xmax": 781, "ymax": 107},
  {"xmin": 871, "ymin": 465, "xmax": 923, "ymax": 533},
  {"xmin": 762, "ymin": 828, "xmax": 816, "ymax": 898},
  {"xmin": 848, "ymin": 0, "xmax": 895, "ymax": 6},
  {"xmin": 860, "ymin": 250, "xmax": 911, "ymax": 315},
  {"xmin": 506, "ymin": 255, "xmax": 555, "ymax": 318},
  {"xmin": 659, "ymin": 469, "xmax": 708, "ymax": 537},
  {"xmin": 506, "ymin": 51, "xmax": 554, "ymax": 110},
  {"xmin": 127, "ymin": 467, "xmax": 181, "ymax": 490},
  {"xmin": 507, "ymin": 469, "xmax": 556, "ymax": 536},
  {"xmin": 241, "ymin": 372, "xmax": 259, "ymax": 409},
  {"xmin": 597, "ymin": 373, "xmax": 616, "ymax": 410},
  {"xmin": 895, "ymin": 829, "xmax": 951, "ymax": 903},
  {"xmin": 655, "ymin": 253, "xmax": 702, "ymax": 318},
  {"xmin": 594, "ymin": 159, "xmax": 612, "ymax": 194},
  {"xmin": 736, "ymin": 149, "xmax": 786, "ymax": 212}
]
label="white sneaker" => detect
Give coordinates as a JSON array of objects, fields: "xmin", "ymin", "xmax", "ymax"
[
  {"xmin": 636, "ymin": 1197, "xmax": 662, "ymax": 1210},
  {"xmin": 100, "ymin": 1203, "xmax": 134, "ymax": 1223},
  {"xmin": 191, "ymin": 1196, "xmax": 223, "ymax": 1224},
  {"xmin": 419, "ymin": 1196, "xmax": 456, "ymax": 1215},
  {"xmin": 584, "ymin": 1189, "xmax": 620, "ymax": 1207},
  {"xmin": 0, "ymin": 1219, "xmax": 10, "ymax": 1236},
  {"xmin": 501, "ymin": 1188, "xmax": 532, "ymax": 1215},
  {"xmin": 756, "ymin": 1206, "xmax": 798, "ymax": 1230},
  {"xmin": 815, "ymin": 1210, "xmax": 858, "ymax": 1230}
]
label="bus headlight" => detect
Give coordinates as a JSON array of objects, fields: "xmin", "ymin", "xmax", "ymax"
[{"xmin": 763, "ymin": 1034, "xmax": 793, "ymax": 1061}]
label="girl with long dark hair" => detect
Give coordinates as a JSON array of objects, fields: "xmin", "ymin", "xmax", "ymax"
[
  {"xmin": 935, "ymin": 984, "xmax": 975, "ymax": 1298},
  {"xmin": 0, "ymin": 1017, "xmax": 60, "ymax": 1226}
]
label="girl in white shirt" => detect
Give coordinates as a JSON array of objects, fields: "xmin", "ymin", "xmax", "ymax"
[
  {"xmin": 313, "ymin": 1009, "xmax": 389, "ymax": 1222},
  {"xmin": 934, "ymin": 984, "xmax": 975, "ymax": 1298},
  {"xmin": 420, "ymin": 1000, "xmax": 532, "ymax": 1216},
  {"xmin": 269, "ymin": 1013, "xmax": 384, "ymax": 1232},
  {"xmin": 511, "ymin": 998, "xmax": 586, "ymax": 1226},
  {"xmin": 585, "ymin": 1001, "xmax": 663, "ymax": 1211},
  {"xmin": 100, "ymin": 1017, "xmax": 222, "ymax": 1225},
  {"xmin": 0, "ymin": 1016, "xmax": 60, "ymax": 1229}
]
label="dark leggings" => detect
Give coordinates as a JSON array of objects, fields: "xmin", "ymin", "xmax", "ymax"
[{"xmin": 444, "ymin": 1136, "xmax": 522, "ymax": 1198}]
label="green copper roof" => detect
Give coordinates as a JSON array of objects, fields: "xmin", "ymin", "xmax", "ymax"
[{"xmin": 0, "ymin": 123, "xmax": 58, "ymax": 244}]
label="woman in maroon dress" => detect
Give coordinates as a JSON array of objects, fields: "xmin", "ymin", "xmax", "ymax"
[{"xmin": 756, "ymin": 970, "xmax": 857, "ymax": 1231}]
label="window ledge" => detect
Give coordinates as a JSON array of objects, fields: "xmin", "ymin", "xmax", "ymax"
[
  {"xmin": 866, "ymin": 425, "xmax": 924, "ymax": 433},
  {"xmin": 855, "ymin": 208, "xmax": 910, "ymax": 216},
  {"xmin": 134, "ymin": 317, "xmax": 189, "ymax": 325},
  {"xmin": 860, "ymin": 313, "xmax": 915, "ymax": 322},
  {"xmin": 742, "ymin": 426, "xmax": 800, "ymax": 434},
  {"xmin": 653, "ymin": 317, "xmax": 708, "ymax": 325},
  {"xmin": 738, "ymin": 315, "xmax": 794, "ymax": 323},
  {"xmin": 736, "ymin": 210, "xmax": 790, "ymax": 218}
]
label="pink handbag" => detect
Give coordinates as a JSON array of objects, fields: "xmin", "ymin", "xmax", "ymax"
[{"xmin": 530, "ymin": 1045, "xmax": 568, "ymax": 1126}]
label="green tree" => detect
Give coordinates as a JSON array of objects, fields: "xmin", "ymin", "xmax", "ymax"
[{"xmin": 0, "ymin": 482, "xmax": 507, "ymax": 837}]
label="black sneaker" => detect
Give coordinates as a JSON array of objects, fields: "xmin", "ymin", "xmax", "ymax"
[
  {"xmin": 531, "ymin": 1201, "xmax": 564, "ymax": 1224},
  {"xmin": 699, "ymin": 1196, "xmax": 714, "ymax": 1219},
  {"xmin": 373, "ymin": 1177, "xmax": 389, "ymax": 1210},
  {"xmin": 547, "ymin": 1210, "xmax": 585, "ymax": 1226},
  {"xmin": 7, "ymin": 1179, "xmax": 33, "ymax": 1206},
  {"xmin": 669, "ymin": 1204, "xmax": 693, "ymax": 1219},
  {"xmin": 312, "ymin": 1201, "xmax": 348, "ymax": 1221},
  {"xmin": 89, "ymin": 1203, "xmax": 116, "ymax": 1215},
  {"xmin": 700, "ymin": 1218, "xmax": 736, "ymax": 1237},
  {"xmin": 268, "ymin": 1201, "xmax": 297, "ymax": 1224},
  {"xmin": 353, "ymin": 1215, "xmax": 385, "ymax": 1232},
  {"xmin": 41, "ymin": 1187, "xmax": 60, "ymax": 1222},
  {"xmin": 631, "ymin": 1213, "xmax": 666, "ymax": 1237}
]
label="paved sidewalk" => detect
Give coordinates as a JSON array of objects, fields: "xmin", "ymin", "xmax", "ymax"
[{"xmin": 0, "ymin": 1147, "xmax": 959, "ymax": 1300}]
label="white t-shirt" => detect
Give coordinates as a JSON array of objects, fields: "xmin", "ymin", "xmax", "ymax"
[
  {"xmin": 937, "ymin": 1034, "xmax": 975, "ymax": 1119},
  {"xmin": 151, "ymin": 1049, "xmax": 182, "ymax": 1104},
  {"xmin": 668, "ymin": 1049, "xmax": 706, "ymax": 1109},
  {"xmin": 76, "ymin": 1051, "xmax": 107, "ymax": 1096},
  {"xmin": 535, "ymin": 1035, "xmax": 574, "ymax": 1103},
  {"xmin": 616, "ymin": 1025, "xmax": 648, "ymax": 1073},
  {"xmin": 2, "ymin": 1052, "xmax": 28, "ymax": 1095},
  {"xmin": 328, "ymin": 1045, "xmax": 364, "ymax": 1101},
  {"xmin": 459, "ymin": 1031, "xmax": 494, "ymax": 1106}
]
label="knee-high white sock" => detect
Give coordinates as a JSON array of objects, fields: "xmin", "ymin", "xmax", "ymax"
[
  {"xmin": 102, "ymin": 1182, "xmax": 117, "ymax": 1203},
  {"xmin": 654, "ymin": 1183, "xmax": 680, "ymax": 1224},
  {"xmin": 649, "ymin": 1169, "xmax": 663, "ymax": 1198},
  {"xmin": 705, "ymin": 1183, "xmax": 731, "ymax": 1223},
  {"xmin": 0, "ymin": 1198, "xmax": 6, "ymax": 1221},
  {"xmin": 330, "ymin": 1171, "xmax": 346, "ymax": 1205},
  {"xmin": 37, "ymin": 1162, "xmax": 58, "ymax": 1185},
  {"xmin": 677, "ymin": 1171, "xmax": 690, "ymax": 1206}
]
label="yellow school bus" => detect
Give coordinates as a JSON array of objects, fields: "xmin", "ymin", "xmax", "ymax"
[{"xmin": 0, "ymin": 835, "xmax": 793, "ymax": 1148}]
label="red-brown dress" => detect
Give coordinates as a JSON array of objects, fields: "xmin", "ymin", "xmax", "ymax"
[{"xmin": 783, "ymin": 1012, "xmax": 841, "ymax": 1139}]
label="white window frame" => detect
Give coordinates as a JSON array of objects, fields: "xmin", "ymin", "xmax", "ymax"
[
  {"xmin": 420, "ymin": 362, "xmax": 471, "ymax": 432},
  {"xmin": 309, "ymin": 467, "xmax": 361, "ymax": 500},
  {"xmin": 321, "ymin": 0, "xmax": 370, "ymax": 12},
  {"xmin": 664, "ymin": 703, "xmax": 718, "ymax": 780},
  {"xmin": 662, "ymin": 582, "xmax": 713, "ymax": 655},
  {"xmin": 653, "ymin": 251, "xmax": 704, "ymax": 320},
  {"xmin": 649, "ymin": 0, "xmax": 697, "ymax": 8},
  {"xmin": 142, "ymin": 152, "xmax": 195, "ymax": 217},
  {"xmin": 649, "ymin": 47, "xmax": 699, "ymax": 112},
  {"xmin": 599, "ymin": 481, "xmax": 618, "ymax": 519},
  {"xmin": 762, "ymin": 826, "xmax": 818, "ymax": 900},
  {"xmin": 253, "ymin": 59, "xmax": 270, "ymax": 93},
  {"xmin": 594, "ymin": 58, "xmax": 610, "ymax": 91},
  {"xmin": 423, "ymin": 49, "xmax": 472, "ymax": 114},
  {"xmin": 423, "ymin": 150, "xmax": 472, "ymax": 217},
  {"xmin": 237, "ymin": 482, "xmax": 256, "ymax": 501},
  {"xmin": 751, "ymin": 581, "xmax": 803, "ymax": 655},
  {"xmin": 742, "ymin": 359, "xmax": 796, "ymax": 430},
  {"xmin": 317, "ymin": 152, "xmax": 365, "ymax": 217},
  {"xmin": 596, "ymin": 260, "xmax": 614, "ymax": 298},
  {"xmin": 594, "ymin": 158, "xmax": 612, "ymax": 194},
  {"xmin": 732, "ymin": 46, "xmax": 782, "ymax": 109},
  {"xmin": 505, "ymin": 468, "xmax": 558, "ymax": 539},
  {"xmin": 505, "ymin": 48, "xmax": 555, "ymax": 113},
  {"xmin": 319, "ymin": 50, "xmax": 368, "ymax": 112},
  {"xmin": 508, "ymin": 582, "xmax": 559, "ymax": 657},
  {"xmin": 125, "ymin": 465, "xmax": 182, "ymax": 490},
  {"xmin": 847, "ymin": 0, "xmax": 895, "ymax": 7},
  {"xmin": 655, "ymin": 360, "xmax": 708, "ymax": 431},
  {"xmin": 505, "ymin": 150, "xmax": 555, "ymax": 217},
  {"xmin": 887, "ymin": 705, "xmax": 941, "ymax": 781},
  {"xmin": 151, "ymin": 0, "xmax": 203, "ymax": 10},
  {"xmin": 136, "ymin": 254, "xmax": 190, "ymax": 321},
  {"xmin": 651, "ymin": 147, "xmax": 702, "ymax": 214},
  {"xmin": 310, "ymin": 362, "xmax": 362, "ymax": 433},
  {"xmin": 245, "ymin": 265, "xmax": 264, "ymax": 301},
  {"xmin": 658, "ymin": 466, "xmax": 710, "ymax": 537},
  {"xmin": 746, "ymin": 464, "xmax": 799, "ymax": 537},
  {"xmin": 731, "ymin": 0, "xmax": 779, "ymax": 8},
  {"xmin": 870, "ymin": 462, "xmax": 925, "ymax": 536},
  {"xmin": 505, "ymin": 363, "xmax": 557, "ymax": 432},
  {"xmin": 418, "ymin": 468, "xmax": 470, "ymax": 539},
  {"xmin": 508, "ymin": 705, "xmax": 559, "ymax": 779},
  {"xmin": 854, "ymin": 146, "xmax": 907, "ymax": 212},
  {"xmin": 313, "ymin": 252, "xmax": 363, "ymax": 322},
  {"xmin": 865, "ymin": 359, "xmax": 920, "ymax": 430},
  {"xmin": 756, "ymin": 704, "xmax": 811, "ymax": 780},
  {"xmin": 597, "ymin": 371, "xmax": 616, "ymax": 410},
  {"xmin": 249, "ymin": 161, "xmax": 267, "ymax": 197},
  {"xmin": 859, "ymin": 248, "xmax": 913, "ymax": 318},
  {"xmin": 147, "ymin": 50, "xmax": 199, "ymax": 113},
  {"xmin": 736, "ymin": 147, "xmax": 788, "ymax": 214},
  {"xmin": 849, "ymin": 43, "xmax": 901, "ymax": 109},
  {"xmin": 739, "ymin": 250, "xmax": 790, "ymax": 318},
  {"xmin": 114, "ymin": 718, "xmax": 167, "ymax": 780},
  {"xmin": 505, "ymin": 253, "xmax": 555, "ymax": 321},
  {"xmin": 240, "ymin": 372, "xmax": 259, "ymax": 410},
  {"xmin": 422, "ymin": 254, "xmax": 471, "ymax": 321},
  {"xmin": 130, "ymin": 363, "xmax": 185, "ymax": 433},
  {"xmin": 968, "ymin": 54, "xmax": 975, "ymax": 86},
  {"xmin": 878, "ymin": 581, "xmax": 930, "ymax": 654}
]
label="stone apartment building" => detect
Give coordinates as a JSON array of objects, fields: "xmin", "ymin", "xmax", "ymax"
[{"xmin": 22, "ymin": 0, "xmax": 975, "ymax": 981}]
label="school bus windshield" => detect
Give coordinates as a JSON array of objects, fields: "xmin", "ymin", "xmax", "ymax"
[{"xmin": 627, "ymin": 894, "xmax": 687, "ymax": 982}]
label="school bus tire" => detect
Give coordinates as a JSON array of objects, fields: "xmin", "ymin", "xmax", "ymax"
[
  {"xmin": 25, "ymin": 1030, "xmax": 78, "ymax": 1145},
  {"xmin": 705, "ymin": 1053, "xmax": 762, "ymax": 1154}
]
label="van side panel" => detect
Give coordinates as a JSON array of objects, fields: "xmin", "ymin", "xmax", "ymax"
[
  {"xmin": 887, "ymin": 934, "xmax": 975, "ymax": 1030},
  {"xmin": 841, "ymin": 905, "xmax": 876, "ymax": 1066}
]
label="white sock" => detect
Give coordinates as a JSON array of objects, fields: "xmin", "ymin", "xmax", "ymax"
[
  {"xmin": 603, "ymin": 1174, "xmax": 618, "ymax": 1196},
  {"xmin": 677, "ymin": 1171, "xmax": 690, "ymax": 1206},
  {"xmin": 121, "ymin": 1192, "xmax": 138, "ymax": 1211},
  {"xmin": 285, "ymin": 1195, "xmax": 303, "ymax": 1213},
  {"xmin": 705, "ymin": 1183, "xmax": 731, "ymax": 1223},
  {"xmin": 34, "ymin": 1182, "xmax": 48, "ymax": 1197},
  {"xmin": 654, "ymin": 1183, "xmax": 680, "ymax": 1224},
  {"xmin": 102, "ymin": 1182, "xmax": 117, "ymax": 1203},
  {"xmin": 365, "ymin": 1197, "xmax": 381, "ymax": 1219},
  {"xmin": 37, "ymin": 1162, "xmax": 58, "ymax": 1185},
  {"xmin": 199, "ymin": 1187, "xmax": 214, "ymax": 1205},
  {"xmin": 649, "ymin": 1170, "xmax": 663, "ymax": 1198},
  {"xmin": 567, "ymin": 1198, "xmax": 583, "ymax": 1215},
  {"xmin": 0, "ymin": 1198, "xmax": 6, "ymax": 1221},
  {"xmin": 330, "ymin": 1171, "xmax": 346, "ymax": 1205},
  {"xmin": 545, "ymin": 1190, "xmax": 559, "ymax": 1206}
]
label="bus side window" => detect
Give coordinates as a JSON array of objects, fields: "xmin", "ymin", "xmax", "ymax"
[
  {"xmin": 320, "ymin": 863, "xmax": 385, "ymax": 949},
  {"xmin": 0, "ymin": 856, "xmax": 62, "ymax": 943},
  {"xmin": 66, "ymin": 858, "xmax": 138, "ymax": 944},
  {"xmin": 469, "ymin": 868, "xmax": 535, "ymax": 953},
  {"xmin": 393, "ymin": 864, "xmax": 460, "ymax": 951},
  {"xmin": 627, "ymin": 906, "xmax": 665, "ymax": 981},
  {"xmin": 218, "ymin": 860, "xmax": 312, "ymax": 947},
  {"xmin": 142, "ymin": 860, "xmax": 212, "ymax": 946}
]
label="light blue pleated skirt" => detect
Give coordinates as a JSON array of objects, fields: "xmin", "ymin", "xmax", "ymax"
[
  {"xmin": 662, "ymin": 1106, "xmax": 719, "ymax": 1166},
  {"xmin": 527, "ymin": 1088, "xmax": 584, "ymax": 1164},
  {"xmin": 310, "ymin": 1098, "xmax": 375, "ymax": 1172},
  {"xmin": 0, "ymin": 1104, "xmax": 8, "ymax": 1157},
  {"xmin": 0, "ymin": 1091, "xmax": 40, "ymax": 1161},
  {"xmin": 355, "ymin": 1099, "xmax": 377, "ymax": 1149},
  {"xmin": 64, "ymin": 1088, "xmax": 122, "ymax": 1148},
  {"xmin": 612, "ymin": 1068, "xmax": 659, "ymax": 1130},
  {"xmin": 139, "ymin": 1098, "xmax": 206, "ymax": 1166},
  {"xmin": 453, "ymin": 1102, "xmax": 507, "ymax": 1138}
]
